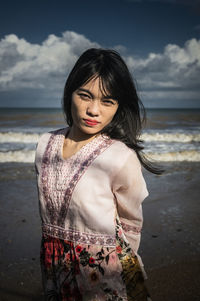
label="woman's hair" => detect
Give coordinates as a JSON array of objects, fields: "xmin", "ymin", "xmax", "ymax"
[{"xmin": 62, "ymin": 48, "xmax": 162, "ymax": 174}]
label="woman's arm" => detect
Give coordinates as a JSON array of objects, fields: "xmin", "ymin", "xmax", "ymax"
[{"xmin": 113, "ymin": 150, "xmax": 149, "ymax": 253}]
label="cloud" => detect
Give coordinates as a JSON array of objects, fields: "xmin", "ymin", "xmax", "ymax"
[
  {"xmin": 0, "ymin": 31, "xmax": 99, "ymax": 91},
  {"xmin": 0, "ymin": 31, "xmax": 199, "ymax": 107},
  {"xmin": 126, "ymin": 38, "xmax": 200, "ymax": 88},
  {"xmin": 125, "ymin": 38, "xmax": 200, "ymax": 106}
]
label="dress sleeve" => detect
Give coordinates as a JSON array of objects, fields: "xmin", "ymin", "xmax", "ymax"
[
  {"xmin": 34, "ymin": 132, "xmax": 51, "ymax": 176},
  {"xmin": 112, "ymin": 150, "xmax": 149, "ymax": 253}
]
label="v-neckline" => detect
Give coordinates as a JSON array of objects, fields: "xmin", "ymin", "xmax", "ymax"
[{"xmin": 60, "ymin": 127, "xmax": 103, "ymax": 162}]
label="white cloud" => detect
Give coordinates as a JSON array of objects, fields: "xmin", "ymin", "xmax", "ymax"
[
  {"xmin": 0, "ymin": 31, "xmax": 99, "ymax": 92},
  {"xmin": 0, "ymin": 31, "xmax": 199, "ymax": 107},
  {"xmin": 125, "ymin": 38, "xmax": 200, "ymax": 94}
]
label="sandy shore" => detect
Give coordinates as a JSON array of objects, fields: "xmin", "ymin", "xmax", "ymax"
[{"xmin": 0, "ymin": 161, "xmax": 200, "ymax": 301}]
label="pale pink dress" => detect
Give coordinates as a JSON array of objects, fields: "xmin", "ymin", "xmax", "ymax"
[{"xmin": 35, "ymin": 127, "xmax": 151, "ymax": 301}]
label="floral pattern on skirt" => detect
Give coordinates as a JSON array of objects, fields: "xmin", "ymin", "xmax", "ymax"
[{"xmin": 40, "ymin": 220, "xmax": 151, "ymax": 301}]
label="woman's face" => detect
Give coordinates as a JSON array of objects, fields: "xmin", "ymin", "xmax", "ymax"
[{"xmin": 71, "ymin": 77, "xmax": 118, "ymax": 138}]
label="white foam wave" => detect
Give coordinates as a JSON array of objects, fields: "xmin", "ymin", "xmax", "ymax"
[
  {"xmin": 0, "ymin": 131, "xmax": 199, "ymax": 144},
  {"xmin": 0, "ymin": 150, "xmax": 35, "ymax": 163},
  {"xmin": 0, "ymin": 132, "xmax": 41, "ymax": 143},
  {"xmin": 141, "ymin": 132, "xmax": 200, "ymax": 142},
  {"xmin": 146, "ymin": 151, "xmax": 200, "ymax": 162},
  {"xmin": 0, "ymin": 130, "xmax": 199, "ymax": 163},
  {"xmin": 0, "ymin": 149, "xmax": 199, "ymax": 163}
]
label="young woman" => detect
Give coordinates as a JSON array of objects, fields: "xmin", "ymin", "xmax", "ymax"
[{"xmin": 35, "ymin": 48, "xmax": 159, "ymax": 301}]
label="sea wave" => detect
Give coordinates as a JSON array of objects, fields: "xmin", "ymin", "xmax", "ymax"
[
  {"xmin": 0, "ymin": 130, "xmax": 200, "ymax": 143},
  {"xmin": 0, "ymin": 149, "xmax": 199, "ymax": 163},
  {"xmin": 0, "ymin": 150, "xmax": 36, "ymax": 163},
  {"xmin": 147, "ymin": 151, "xmax": 200, "ymax": 162},
  {"xmin": 0, "ymin": 130, "xmax": 199, "ymax": 162},
  {"xmin": 141, "ymin": 132, "xmax": 200, "ymax": 142},
  {"xmin": 0, "ymin": 132, "xmax": 41, "ymax": 143}
]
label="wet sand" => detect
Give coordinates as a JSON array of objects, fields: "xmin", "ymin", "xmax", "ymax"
[{"xmin": 0, "ymin": 162, "xmax": 200, "ymax": 301}]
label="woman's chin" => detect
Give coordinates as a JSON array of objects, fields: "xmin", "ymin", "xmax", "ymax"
[{"xmin": 72, "ymin": 124, "xmax": 102, "ymax": 139}]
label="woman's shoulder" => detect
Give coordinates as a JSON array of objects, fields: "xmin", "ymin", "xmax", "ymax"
[
  {"xmin": 35, "ymin": 127, "xmax": 68, "ymax": 167},
  {"xmin": 37, "ymin": 127, "xmax": 68, "ymax": 145},
  {"xmin": 109, "ymin": 139, "xmax": 138, "ymax": 161},
  {"xmin": 100, "ymin": 137, "xmax": 141, "ymax": 171}
]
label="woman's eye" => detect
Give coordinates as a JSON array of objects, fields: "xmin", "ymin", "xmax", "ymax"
[
  {"xmin": 102, "ymin": 99, "xmax": 115, "ymax": 106},
  {"xmin": 79, "ymin": 93, "xmax": 90, "ymax": 100}
]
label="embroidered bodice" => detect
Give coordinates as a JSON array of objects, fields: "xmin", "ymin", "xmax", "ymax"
[{"xmin": 35, "ymin": 127, "xmax": 148, "ymax": 252}]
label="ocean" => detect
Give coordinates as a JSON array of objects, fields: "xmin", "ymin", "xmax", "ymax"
[{"xmin": 0, "ymin": 108, "xmax": 200, "ymax": 162}]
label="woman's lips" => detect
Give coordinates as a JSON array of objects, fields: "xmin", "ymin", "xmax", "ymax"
[{"xmin": 84, "ymin": 119, "xmax": 99, "ymax": 126}]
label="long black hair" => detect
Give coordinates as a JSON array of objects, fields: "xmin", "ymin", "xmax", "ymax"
[{"xmin": 62, "ymin": 48, "xmax": 162, "ymax": 174}]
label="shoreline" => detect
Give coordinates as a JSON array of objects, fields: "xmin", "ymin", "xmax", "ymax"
[{"xmin": 0, "ymin": 161, "xmax": 200, "ymax": 301}]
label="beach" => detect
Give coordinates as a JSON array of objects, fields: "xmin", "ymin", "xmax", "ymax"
[
  {"xmin": 0, "ymin": 161, "xmax": 200, "ymax": 301},
  {"xmin": 0, "ymin": 108, "xmax": 200, "ymax": 300}
]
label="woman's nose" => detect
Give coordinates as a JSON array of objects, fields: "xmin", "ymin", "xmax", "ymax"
[{"xmin": 86, "ymin": 101, "xmax": 100, "ymax": 116}]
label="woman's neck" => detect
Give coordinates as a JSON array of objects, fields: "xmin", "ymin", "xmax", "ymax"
[
  {"xmin": 62, "ymin": 126, "xmax": 100, "ymax": 160},
  {"xmin": 67, "ymin": 126, "xmax": 99, "ymax": 144}
]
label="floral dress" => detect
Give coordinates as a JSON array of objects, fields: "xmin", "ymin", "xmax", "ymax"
[{"xmin": 35, "ymin": 128, "xmax": 151, "ymax": 301}]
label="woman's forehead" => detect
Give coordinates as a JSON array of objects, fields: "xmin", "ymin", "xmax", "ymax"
[{"xmin": 80, "ymin": 76, "xmax": 112, "ymax": 98}]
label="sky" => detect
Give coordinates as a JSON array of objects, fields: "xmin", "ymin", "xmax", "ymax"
[{"xmin": 0, "ymin": 0, "xmax": 200, "ymax": 108}]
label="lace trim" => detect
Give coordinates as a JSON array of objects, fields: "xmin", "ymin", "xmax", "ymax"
[
  {"xmin": 41, "ymin": 128, "xmax": 114, "ymax": 227},
  {"xmin": 42, "ymin": 223, "xmax": 116, "ymax": 247},
  {"xmin": 121, "ymin": 221, "xmax": 141, "ymax": 234}
]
